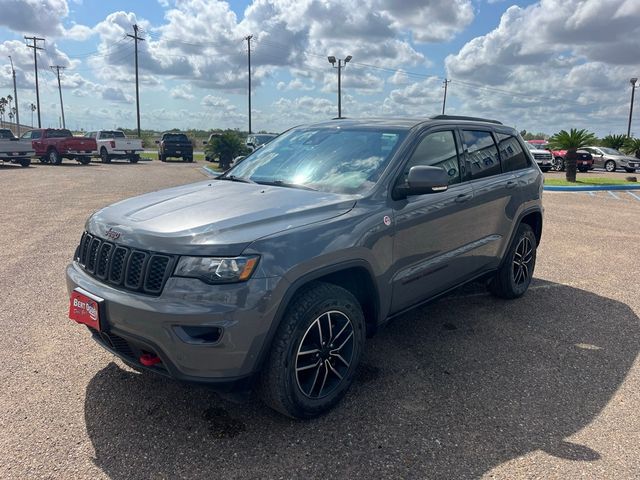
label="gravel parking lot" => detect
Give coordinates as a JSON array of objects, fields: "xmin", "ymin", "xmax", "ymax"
[{"xmin": 0, "ymin": 161, "xmax": 638, "ymax": 479}]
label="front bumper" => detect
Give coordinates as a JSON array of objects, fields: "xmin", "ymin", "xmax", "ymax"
[{"xmin": 66, "ymin": 262, "xmax": 285, "ymax": 384}]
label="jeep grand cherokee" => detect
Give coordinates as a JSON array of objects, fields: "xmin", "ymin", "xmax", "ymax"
[{"xmin": 67, "ymin": 115, "xmax": 543, "ymax": 418}]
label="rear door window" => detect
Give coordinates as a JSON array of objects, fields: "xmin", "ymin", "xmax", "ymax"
[
  {"xmin": 496, "ymin": 133, "xmax": 530, "ymax": 172},
  {"xmin": 462, "ymin": 130, "xmax": 501, "ymax": 179}
]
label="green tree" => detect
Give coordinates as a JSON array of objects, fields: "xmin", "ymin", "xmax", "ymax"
[
  {"xmin": 0, "ymin": 97, "xmax": 6, "ymax": 127},
  {"xmin": 205, "ymin": 132, "xmax": 248, "ymax": 170},
  {"xmin": 548, "ymin": 129, "xmax": 597, "ymax": 182},
  {"xmin": 600, "ymin": 134, "xmax": 627, "ymax": 150},
  {"xmin": 623, "ymin": 137, "xmax": 640, "ymax": 159}
]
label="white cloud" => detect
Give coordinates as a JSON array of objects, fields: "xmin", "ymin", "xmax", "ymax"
[{"xmin": 170, "ymin": 84, "xmax": 194, "ymax": 100}]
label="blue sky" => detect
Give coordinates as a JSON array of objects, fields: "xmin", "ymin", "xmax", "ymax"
[{"xmin": 0, "ymin": 0, "xmax": 638, "ymax": 136}]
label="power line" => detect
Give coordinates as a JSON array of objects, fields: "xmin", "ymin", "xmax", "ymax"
[{"xmin": 24, "ymin": 36, "xmax": 45, "ymax": 128}]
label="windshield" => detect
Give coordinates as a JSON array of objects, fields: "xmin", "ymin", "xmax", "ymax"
[
  {"xmin": 224, "ymin": 126, "xmax": 407, "ymax": 195},
  {"xmin": 253, "ymin": 134, "xmax": 276, "ymax": 145},
  {"xmin": 0, "ymin": 129, "xmax": 14, "ymax": 139},
  {"xmin": 599, "ymin": 147, "xmax": 622, "ymax": 155}
]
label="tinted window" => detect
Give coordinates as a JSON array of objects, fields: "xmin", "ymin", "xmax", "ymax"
[
  {"xmin": 21, "ymin": 131, "xmax": 32, "ymax": 139},
  {"xmin": 0, "ymin": 129, "xmax": 14, "ymax": 139},
  {"xmin": 463, "ymin": 130, "xmax": 501, "ymax": 179},
  {"xmin": 405, "ymin": 130, "xmax": 461, "ymax": 185},
  {"xmin": 496, "ymin": 133, "xmax": 529, "ymax": 172},
  {"xmin": 99, "ymin": 131, "xmax": 125, "ymax": 139},
  {"xmin": 46, "ymin": 129, "xmax": 72, "ymax": 138},
  {"xmin": 31, "ymin": 131, "xmax": 42, "ymax": 139},
  {"xmin": 163, "ymin": 133, "xmax": 188, "ymax": 141}
]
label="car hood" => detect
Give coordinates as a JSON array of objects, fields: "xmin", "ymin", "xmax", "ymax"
[{"xmin": 86, "ymin": 179, "xmax": 357, "ymax": 256}]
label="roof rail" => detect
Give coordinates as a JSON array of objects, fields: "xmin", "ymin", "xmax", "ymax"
[{"xmin": 431, "ymin": 115, "xmax": 503, "ymax": 125}]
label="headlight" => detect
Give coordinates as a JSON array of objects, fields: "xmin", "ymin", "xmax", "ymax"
[{"xmin": 174, "ymin": 255, "xmax": 259, "ymax": 284}]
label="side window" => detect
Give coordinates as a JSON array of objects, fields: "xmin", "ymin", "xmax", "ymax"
[
  {"xmin": 31, "ymin": 131, "xmax": 42, "ymax": 139},
  {"xmin": 405, "ymin": 130, "xmax": 461, "ymax": 185},
  {"xmin": 462, "ymin": 130, "xmax": 501, "ymax": 179},
  {"xmin": 496, "ymin": 133, "xmax": 529, "ymax": 172}
]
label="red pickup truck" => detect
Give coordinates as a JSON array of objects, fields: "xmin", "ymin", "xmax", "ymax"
[{"xmin": 21, "ymin": 128, "xmax": 97, "ymax": 165}]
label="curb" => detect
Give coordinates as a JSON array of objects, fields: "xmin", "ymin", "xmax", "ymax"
[{"xmin": 544, "ymin": 184, "xmax": 640, "ymax": 191}]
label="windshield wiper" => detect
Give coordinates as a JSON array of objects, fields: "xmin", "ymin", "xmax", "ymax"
[
  {"xmin": 217, "ymin": 175, "xmax": 257, "ymax": 184},
  {"xmin": 256, "ymin": 180, "xmax": 318, "ymax": 191}
]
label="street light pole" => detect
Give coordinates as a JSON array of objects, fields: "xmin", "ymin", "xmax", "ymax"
[
  {"xmin": 628, "ymin": 78, "xmax": 637, "ymax": 138},
  {"xmin": 328, "ymin": 55, "xmax": 352, "ymax": 118}
]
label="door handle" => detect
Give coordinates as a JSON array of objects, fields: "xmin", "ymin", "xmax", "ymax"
[
  {"xmin": 455, "ymin": 193, "xmax": 472, "ymax": 203},
  {"xmin": 506, "ymin": 180, "xmax": 518, "ymax": 189}
]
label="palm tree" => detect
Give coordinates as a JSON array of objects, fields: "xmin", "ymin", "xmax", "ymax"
[
  {"xmin": 623, "ymin": 137, "xmax": 640, "ymax": 159},
  {"xmin": 205, "ymin": 132, "xmax": 247, "ymax": 170},
  {"xmin": 548, "ymin": 129, "xmax": 597, "ymax": 182},
  {"xmin": 601, "ymin": 134, "xmax": 627, "ymax": 150},
  {"xmin": 0, "ymin": 97, "xmax": 6, "ymax": 127}
]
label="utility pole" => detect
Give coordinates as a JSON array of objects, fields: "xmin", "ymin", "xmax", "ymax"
[
  {"xmin": 328, "ymin": 55, "xmax": 352, "ymax": 118},
  {"xmin": 24, "ymin": 36, "xmax": 44, "ymax": 128},
  {"xmin": 628, "ymin": 78, "xmax": 637, "ymax": 137},
  {"xmin": 8, "ymin": 56, "xmax": 20, "ymax": 136},
  {"xmin": 442, "ymin": 78, "xmax": 451, "ymax": 115},
  {"xmin": 245, "ymin": 35, "xmax": 253, "ymax": 134},
  {"xmin": 50, "ymin": 65, "xmax": 66, "ymax": 129},
  {"xmin": 127, "ymin": 24, "xmax": 144, "ymax": 137}
]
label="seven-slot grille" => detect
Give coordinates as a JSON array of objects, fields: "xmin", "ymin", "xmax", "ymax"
[
  {"xmin": 76, "ymin": 232, "xmax": 174, "ymax": 295},
  {"xmin": 533, "ymin": 152, "xmax": 552, "ymax": 161}
]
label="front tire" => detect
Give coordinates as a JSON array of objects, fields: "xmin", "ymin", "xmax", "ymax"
[
  {"xmin": 78, "ymin": 156, "xmax": 91, "ymax": 165},
  {"xmin": 624, "ymin": 167, "xmax": 636, "ymax": 173},
  {"xmin": 259, "ymin": 282, "xmax": 366, "ymax": 419},
  {"xmin": 489, "ymin": 223, "xmax": 537, "ymax": 299},
  {"xmin": 605, "ymin": 160, "xmax": 616, "ymax": 172},
  {"xmin": 100, "ymin": 148, "xmax": 111, "ymax": 164},
  {"xmin": 19, "ymin": 158, "xmax": 31, "ymax": 167}
]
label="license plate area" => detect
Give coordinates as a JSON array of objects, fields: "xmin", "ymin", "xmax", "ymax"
[{"xmin": 69, "ymin": 288, "xmax": 104, "ymax": 331}]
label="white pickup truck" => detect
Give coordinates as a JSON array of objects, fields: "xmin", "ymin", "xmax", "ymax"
[
  {"xmin": 85, "ymin": 130, "xmax": 144, "ymax": 163},
  {"xmin": 0, "ymin": 128, "xmax": 34, "ymax": 167}
]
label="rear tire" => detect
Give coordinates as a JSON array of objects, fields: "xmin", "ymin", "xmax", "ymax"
[
  {"xmin": 489, "ymin": 223, "xmax": 537, "ymax": 299},
  {"xmin": 184, "ymin": 156, "xmax": 193, "ymax": 163},
  {"xmin": 258, "ymin": 282, "xmax": 366, "ymax": 419},
  {"xmin": 578, "ymin": 167, "xmax": 588, "ymax": 173},
  {"xmin": 540, "ymin": 167, "xmax": 551, "ymax": 173},
  {"xmin": 130, "ymin": 155, "xmax": 140, "ymax": 164},
  {"xmin": 48, "ymin": 149, "xmax": 61, "ymax": 165},
  {"xmin": 160, "ymin": 154, "xmax": 166, "ymax": 162},
  {"xmin": 19, "ymin": 158, "xmax": 31, "ymax": 167},
  {"xmin": 78, "ymin": 156, "xmax": 91, "ymax": 165}
]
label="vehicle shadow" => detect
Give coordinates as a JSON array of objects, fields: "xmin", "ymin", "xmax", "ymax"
[{"xmin": 84, "ymin": 280, "xmax": 639, "ymax": 479}]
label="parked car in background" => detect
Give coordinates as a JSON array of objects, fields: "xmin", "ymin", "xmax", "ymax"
[
  {"xmin": 23, "ymin": 128, "xmax": 96, "ymax": 165},
  {"xmin": 67, "ymin": 115, "xmax": 543, "ymax": 418},
  {"xmin": 583, "ymin": 146, "xmax": 640, "ymax": 173},
  {"xmin": 158, "ymin": 132, "xmax": 193, "ymax": 162},
  {"xmin": 525, "ymin": 142, "xmax": 553, "ymax": 172},
  {"xmin": 85, "ymin": 130, "xmax": 143, "ymax": 164},
  {"xmin": 246, "ymin": 133, "xmax": 277, "ymax": 152},
  {"xmin": 0, "ymin": 128, "xmax": 34, "ymax": 167}
]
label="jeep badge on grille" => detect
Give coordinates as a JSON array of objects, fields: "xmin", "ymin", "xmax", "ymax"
[{"xmin": 105, "ymin": 228, "xmax": 122, "ymax": 240}]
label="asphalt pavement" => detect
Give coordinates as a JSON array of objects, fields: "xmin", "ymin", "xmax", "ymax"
[{"xmin": 0, "ymin": 161, "xmax": 638, "ymax": 479}]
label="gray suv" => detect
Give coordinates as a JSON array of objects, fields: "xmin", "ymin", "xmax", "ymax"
[{"xmin": 67, "ymin": 116, "xmax": 543, "ymax": 418}]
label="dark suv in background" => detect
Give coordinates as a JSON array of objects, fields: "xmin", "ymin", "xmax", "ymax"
[
  {"xmin": 158, "ymin": 132, "xmax": 193, "ymax": 162},
  {"xmin": 67, "ymin": 116, "xmax": 543, "ymax": 418}
]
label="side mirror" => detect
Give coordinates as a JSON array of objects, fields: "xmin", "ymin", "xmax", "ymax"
[{"xmin": 394, "ymin": 166, "xmax": 449, "ymax": 199}]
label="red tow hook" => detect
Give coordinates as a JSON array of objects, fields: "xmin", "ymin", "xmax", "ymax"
[{"xmin": 139, "ymin": 353, "xmax": 162, "ymax": 366}]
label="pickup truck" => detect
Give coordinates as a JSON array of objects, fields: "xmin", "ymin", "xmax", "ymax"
[
  {"xmin": 22, "ymin": 129, "xmax": 96, "ymax": 165},
  {"xmin": 0, "ymin": 128, "xmax": 34, "ymax": 167},
  {"xmin": 157, "ymin": 132, "xmax": 193, "ymax": 162},
  {"xmin": 85, "ymin": 130, "xmax": 143, "ymax": 163}
]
